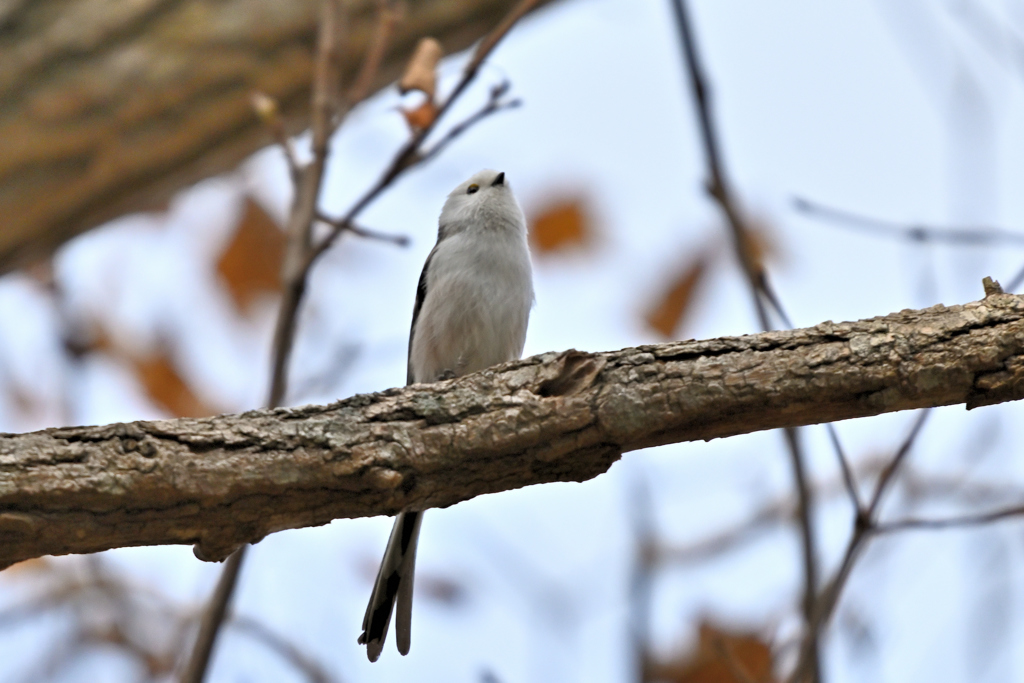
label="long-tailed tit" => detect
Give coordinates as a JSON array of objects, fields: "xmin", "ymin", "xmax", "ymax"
[{"xmin": 358, "ymin": 169, "xmax": 535, "ymax": 662}]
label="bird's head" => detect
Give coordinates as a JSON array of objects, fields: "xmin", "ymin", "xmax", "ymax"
[{"xmin": 438, "ymin": 170, "xmax": 523, "ymax": 237}]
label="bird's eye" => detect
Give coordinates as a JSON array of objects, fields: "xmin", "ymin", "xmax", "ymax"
[{"xmin": 467, "ymin": 184, "xmax": 480, "ymax": 194}]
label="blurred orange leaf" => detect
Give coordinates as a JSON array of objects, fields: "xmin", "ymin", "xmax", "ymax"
[
  {"xmin": 217, "ymin": 197, "xmax": 284, "ymax": 313},
  {"xmin": 24, "ymin": 258, "xmax": 55, "ymax": 288},
  {"xmin": 645, "ymin": 254, "xmax": 710, "ymax": 338},
  {"xmin": 739, "ymin": 217, "xmax": 782, "ymax": 276},
  {"xmin": 3, "ymin": 556, "xmax": 51, "ymax": 576},
  {"xmin": 400, "ymin": 99, "xmax": 439, "ymax": 131},
  {"xmin": 134, "ymin": 351, "xmax": 216, "ymax": 418},
  {"xmin": 529, "ymin": 200, "xmax": 591, "ymax": 254},
  {"xmin": 646, "ymin": 622, "xmax": 776, "ymax": 683}
]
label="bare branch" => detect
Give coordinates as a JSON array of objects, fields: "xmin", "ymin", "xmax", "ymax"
[
  {"xmin": 347, "ymin": 1, "xmax": 402, "ymax": 106},
  {"xmin": 418, "ymin": 83, "xmax": 522, "ymax": 165},
  {"xmin": 669, "ymin": 1, "xmax": 817, "ymax": 677},
  {"xmin": 1005, "ymin": 262, "xmax": 1024, "ymax": 294},
  {"xmin": 251, "ymin": 92, "xmax": 303, "ymax": 183},
  {"xmin": 874, "ymin": 505, "xmax": 1024, "ymax": 535},
  {"xmin": 308, "ymin": 0, "xmax": 540, "ymax": 264},
  {"xmin": 231, "ymin": 615, "xmax": 339, "ymax": 683},
  {"xmin": 179, "ymin": 547, "xmax": 248, "ymax": 683},
  {"xmin": 788, "ymin": 410, "xmax": 931, "ymax": 683},
  {"xmin": 865, "ymin": 411, "xmax": 930, "ymax": 518},
  {"xmin": 314, "ymin": 212, "xmax": 410, "ymax": 247},
  {"xmin": 826, "ymin": 423, "xmax": 862, "ymax": 514},
  {"xmin": 793, "ymin": 197, "xmax": 1024, "ymax": 247}
]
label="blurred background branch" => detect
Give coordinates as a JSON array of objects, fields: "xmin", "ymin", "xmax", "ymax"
[{"xmin": 0, "ymin": 0, "xmax": 558, "ymax": 275}]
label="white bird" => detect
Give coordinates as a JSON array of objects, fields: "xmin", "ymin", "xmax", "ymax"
[{"xmin": 358, "ymin": 169, "xmax": 535, "ymax": 662}]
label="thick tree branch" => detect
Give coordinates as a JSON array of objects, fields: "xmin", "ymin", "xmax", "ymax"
[
  {"xmin": 0, "ymin": 0, "xmax": 559, "ymax": 274},
  {"xmin": 2, "ymin": 293, "xmax": 1024, "ymax": 569}
]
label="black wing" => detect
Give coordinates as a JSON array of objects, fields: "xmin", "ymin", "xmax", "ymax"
[{"xmin": 406, "ymin": 246, "xmax": 436, "ymax": 386}]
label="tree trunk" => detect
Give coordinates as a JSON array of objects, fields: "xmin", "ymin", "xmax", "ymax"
[
  {"xmin": 0, "ymin": 0, "xmax": 558, "ymax": 273},
  {"xmin": 0, "ymin": 293, "xmax": 1021, "ymax": 568}
]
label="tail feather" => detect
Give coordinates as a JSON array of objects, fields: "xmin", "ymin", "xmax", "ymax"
[{"xmin": 358, "ymin": 511, "xmax": 423, "ymax": 661}]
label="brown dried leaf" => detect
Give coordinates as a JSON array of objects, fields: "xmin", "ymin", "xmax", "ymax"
[
  {"xmin": 134, "ymin": 352, "xmax": 216, "ymax": 418},
  {"xmin": 645, "ymin": 621, "xmax": 776, "ymax": 683},
  {"xmin": 217, "ymin": 198, "xmax": 284, "ymax": 313},
  {"xmin": 645, "ymin": 254, "xmax": 710, "ymax": 338},
  {"xmin": 529, "ymin": 200, "xmax": 591, "ymax": 254},
  {"xmin": 400, "ymin": 99, "xmax": 440, "ymax": 132},
  {"xmin": 399, "ymin": 37, "xmax": 443, "ymax": 98}
]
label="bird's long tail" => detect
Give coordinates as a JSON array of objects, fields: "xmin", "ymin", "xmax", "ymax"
[{"xmin": 358, "ymin": 510, "xmax": 423, "ymax": 662}]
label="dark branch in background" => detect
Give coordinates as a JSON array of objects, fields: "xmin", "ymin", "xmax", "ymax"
[
  {"xmin": 786, "ymin": 410, "xmax": 930, "ymax": 683},
  {"xmin": 304, "ymin": 1, "xmax": 536, "ymax": 265},
  {"xmin": 180, "ymin": 1, "xmax": 538, "ymax": 680},
  {"xmin": 417, "ymin": 81, "xmax": 523, "ymax": 165},
  {"xmin": 874, "ymin": 504, "xmax": 1024, "ymax": 534},
  {"xmin": 794, "ymin": 196, "xmax": 1024, "ymax": 293},
  {"xmin": 314, "ymin": 212, "xmax": 410, "ymax": 246},
  {"xmin": 826, "ymin": 424, "xmax": 862, "ymax": 514},
  {"xmin": 628, "ymin": 475, "xmax": 656, "ymax": 682},
  {"xmin": 179, "ymin": 547, "xmax": 248, "ymax": 683},
  {"xmin": 668, "ymin": 1, "xmax": 820, "ymax": 679},
  {"xmin": 786, "ymin": 188, "xmax": 1024, "ymax": 680},
  {"xmin": 182, "ymin": 3, "xmax": 354, "ymax": 679},
  {"xmin": 232, "ymin": 615, "xmax": 339, "ymax": 683},
  {"xmin": 864, "ymin": 411, "xmax": 930, "ymax": 518},
  {"xmin": 656, "ymin": 457, "xmax": 1024, "ymax": 572},
  {"xmin": 1005, "ymin": 266, "xmax": 1024, "ymax": 294},
  {"xmin": 793, "ymin": 197, "xmax": 1024, "ymax": 246},
  {"xmin": 0, "ymin": 556, "xmax": 334, "ymax": 683}
]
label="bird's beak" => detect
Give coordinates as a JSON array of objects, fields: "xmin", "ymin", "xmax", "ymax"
[{"xmin": 491, "ymin": 172, "xmax": 505, "ymax": 186}]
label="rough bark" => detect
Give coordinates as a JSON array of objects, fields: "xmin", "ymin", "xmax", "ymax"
[
  {"xmin": 2, "ymin": 293, "xmax": 1023, "ymax": 569},
  {"xmin": 0, "ymin": 0, "xmax": 558, "ymax": 274}
]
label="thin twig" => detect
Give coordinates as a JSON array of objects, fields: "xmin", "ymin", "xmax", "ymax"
[
  {"xmin": 658, "ymin": 500, "xmax": 789, "ymax": 565},
  {"xmin": 628, "ymin": 474, "xmax": 656, "ymax": 683},
  {"xmin": 797, "ymin": 193, "xmax": 1024, "ymax": 294},
  {"xmin": 418, "ymin": 83, "xmax": 522, "ymax": 165},
  {"xmin": 1005, "ymin": 262, "xmax": 1024, "ymax": 293},
  {"xmin": 179, "ymin": 546, "xmax": 248, "ymax": 683},
  {"xmin": 346, "ymin": 0, "xmax": 401, "ymax": 106},
  {"xmin": 668, "ymin": 2, "xmax": 820, "ymax": 679},
  {"xmin": 874, "ymin": 504, "xmax": 1024, "ymax": 534},
  {"xmin": 251, "ymin": 92, "xmax": 302, "ymax": 182},
  {"xmin": 787, "ymin": 410, "xmax": 930, "ymax": 683},
  {"xmin": 793, "ymin": 197, "xmax": 1024, "ymax": 246},
  {"xmin": 865, "ymin": 410, "xmax": 930, "ymax": 517},
  {"xmin": 314, "ymin": 212, "xmax": 409, "ymax": 246},
  {"xmin": 826, "ymin": 423, "xmax": 862, "ymax": 515},
  {"xmin": 306, "ymin": 0, "xmax": 539, "ymax": 264},
  {"xmin": 782, "ymin": 427, "xmax": 819, "ymax": 683},
  {"xmin": 268, "ymin": 0, "xmax": 346, "ymax": 410},
  {"xmin": 182, "ymin": 2, "xmax": 346, "ymax": 681},
  {"xmin": 232, "ymin": 614, "xmax": 339, "ymax": 683}
]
